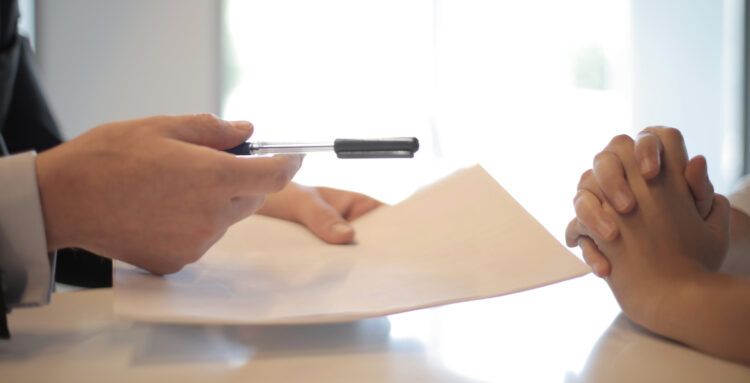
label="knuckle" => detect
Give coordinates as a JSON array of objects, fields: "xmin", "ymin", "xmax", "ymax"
[
  {"xmin": 644, "ymin": 125, "xmax": 667, "ymax": 133},
  {"xmin": 662, "ymin": 126, "xmax": 683, "ymax": 139},
  {"xmin": 577, "ymin": 169, "xmax": 594, "ymax": 189},
  {"xmin": 211, "ymin": 162, "xmax": 233, "ymax": 187},
  {"xmin": 573, "ymin": 192, "xmax": 602, "ymax": 223},
  {"xmin": 661, "ymin": 127, "xmax": 685, "ymax": 147},
  {"xmin": 592, "ymin": 151, "xmax": 615, "ymax": 167},
  {"xmin": 198, "ymin": 159, "xmax": 233, "ymax": 191},
  {"xmin": 643, "ymin": 125, "xmax": 672, "ymax": 137},
  {"xmin": 197, "ymin": 113, "xmax": 223, "ymax": 130},
  {"xmin": 635, "ymin": 132, "xmax": 658, "ymax": 149},
  {"xmin": 609, "ymin": 134, "xmax": 634, "ymax": 148},
  {"xmin": 573, "ymin": 189, "xmax": 590, "ymax": 208},
  {"xmin": 266, "ymin": 168, "xmax": 295, "ymax": 192}
]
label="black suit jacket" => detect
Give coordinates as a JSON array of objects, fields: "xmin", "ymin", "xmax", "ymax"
[{"xmin": 0, "ymin": 0, "xmax": 111, "ymax": 338}]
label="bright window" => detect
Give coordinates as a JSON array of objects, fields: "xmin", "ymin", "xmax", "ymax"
[{"xmin": 222, "ymin": 0, "xmax": 743, "ymax": 243}]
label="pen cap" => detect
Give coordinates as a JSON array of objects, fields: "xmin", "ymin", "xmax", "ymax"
[{"xmin": 334, "ymin": 137, "xmax": 419, "ymax": 158}]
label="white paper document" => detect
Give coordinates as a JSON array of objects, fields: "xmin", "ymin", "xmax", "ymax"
[{"xmin": 114, "ymin": 165, "xmax": 590, "ymax": 324}]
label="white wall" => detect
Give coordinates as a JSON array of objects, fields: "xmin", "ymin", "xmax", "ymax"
[
  {"xmin": 35, "ymin": 0, "xmax": 221, "ymax": 139},
  {"xmin": 631, "ymin": 0, "xmax": 744, "ymax": 193}
]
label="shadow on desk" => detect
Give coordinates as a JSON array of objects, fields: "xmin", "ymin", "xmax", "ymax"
[{"xmin": 131, "ymin": 317, "xmax": 425, "ymax": 366}]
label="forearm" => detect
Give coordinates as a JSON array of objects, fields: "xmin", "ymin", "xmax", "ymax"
[
  {"xmin": 722, "ymin": 208, "xmax": 750, "ymax": 276},
  {"xmin": 650, "ymin": 272, "xmax": 750, "ymax": 365}
]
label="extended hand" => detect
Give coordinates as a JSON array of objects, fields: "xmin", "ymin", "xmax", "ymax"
[{"xmin": 258, "ymin": 183, "xmax": 383, "ymax": 244}]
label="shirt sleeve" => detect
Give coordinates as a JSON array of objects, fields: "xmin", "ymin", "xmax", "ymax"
[
  {"xmin": 728, "ymin": 175, "xmax": 750, "ymax": 217},
  {"xmin": 0, "ymin": 151, "xmax": 54, "ymax": 308}
]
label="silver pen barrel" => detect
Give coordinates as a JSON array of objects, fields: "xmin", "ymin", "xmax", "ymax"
[{"xmin": 249, "ymin": 142, "xmax": 334, "ymax": 155}]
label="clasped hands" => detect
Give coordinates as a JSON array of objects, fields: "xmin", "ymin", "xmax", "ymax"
[{"xmin": 564, "ymin": 127, "xmax": 730, "ymax": 327}]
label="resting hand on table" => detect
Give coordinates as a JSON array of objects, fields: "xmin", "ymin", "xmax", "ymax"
[
  {"xmin": 258, "ymin": 183, "xmax": 383, "ymax": 244},
  {"xmin": 565, "ymin": 127, "xmax": 718, "ymax": 277},
  {"xmin": 566, "ymin": 128, "xmax": 750, "ymax": 364},
  {"xmin": 573, "ymin": 129, "xmax": 730, "ymax": 315}
]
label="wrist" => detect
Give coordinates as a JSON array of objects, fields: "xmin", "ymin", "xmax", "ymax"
[
  {"xmin": 35, "ymin": 148, "xmax": 75, "ymax": 251},
  {"xmin": 646, "ymin": 270, "xmax": 712, "ymax": 339}
]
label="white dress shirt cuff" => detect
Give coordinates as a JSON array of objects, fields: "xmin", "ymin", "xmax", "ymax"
[{"xmin": 0, "ymin": 151, "xmax": 54, "ymax": 308}]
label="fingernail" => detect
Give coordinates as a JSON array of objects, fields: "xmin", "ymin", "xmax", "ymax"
[
  {"xmin": 614, "ymin": 192, "xmax": 631, "ymax": 212},
  {"xmin": 597, "ymin": 219, "xmax": 616, "ymax": 239},
  {"xmin": 331, "ymin": 222, "xmax": 353, "ymax": 236},
  {"xmin": 641, "ymin": 157, "xmax": 656, "ymax": 175}
]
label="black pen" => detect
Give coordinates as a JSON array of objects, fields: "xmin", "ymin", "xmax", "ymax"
[{"xmin": 225, "ymin": 137, "xmax": 419, "ymax": 159}]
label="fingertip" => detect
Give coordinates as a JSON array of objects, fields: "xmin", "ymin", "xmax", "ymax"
[
  {"xmin": 593, "ymin": 261, "xmax": 611, "ymax": 278},
  {"xmin": 565, "ymin": 218, "xmax": 584, "ymax": 247},
  {"xmin": 573, "ymin": 190, "xmax": 620, "ymax": 241},
  {"xmin": 692, "ymin": 154, "xmax": 707, "ymax": 167},
  {"xmin": 328, "ymin": 222, "xmax": 355, "ymax": 244},
  {"xmin": 613, "ymin": 191, "xmax": 635, "ymax": 214},
  {"xmin": 685, "ymin": 155, "xmax": 714, "ymax": 220},
  {"xmin": 591, "ymin": 263, "xmax": 601, "ymax": 276},
  {"xmin": 229, "ymin": 121, "xmax": 254, "ymax": 137},
  {"xmin": 710, "ymin": 193, "xmax": 731, "ymax": 219},
  {"xmin": 579, "ymin": 237, "xmax": 612, "ymax": 278},
  {"xmin": 635, "ymin": 131, "xmax": 663, "ymax": 179}
]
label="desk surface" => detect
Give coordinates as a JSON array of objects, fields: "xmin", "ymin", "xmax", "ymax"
[{"xmin": 1, "ymin": 274, "xmax": 749, "ymax": 383}]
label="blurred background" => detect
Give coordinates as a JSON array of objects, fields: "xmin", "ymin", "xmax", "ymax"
[{"xmin": 27, "ymin": 0, "xmax": 746, "ymax": 244}]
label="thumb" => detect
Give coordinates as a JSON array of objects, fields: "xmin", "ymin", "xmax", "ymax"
[
  {"xmin": 685, "ymin": 155, "xmax": 714, "ymax": 219},
  {"xmin": 705, "ymin": 193, "xmax": 731, "ymax": 254},
  {"xmin": 705, "ymin": 193, "xmax": 730, "ymax": 231},
  {"xmin": 296, "ymin": 196, "xmax": 356, "ymax": 244},
  {"xmin": 161, "ymin": 114, "xmax": 253, "ymax": 150}
]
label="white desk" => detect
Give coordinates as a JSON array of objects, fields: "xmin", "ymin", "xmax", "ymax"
[{"xmin": 1, "ymin": 274, "xmax": 749, "ymax": 382}]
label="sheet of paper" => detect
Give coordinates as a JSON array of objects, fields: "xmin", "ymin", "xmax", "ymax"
[{"xmin": 114, "ymin": 165, "xmax": 590, "ymax": 324}]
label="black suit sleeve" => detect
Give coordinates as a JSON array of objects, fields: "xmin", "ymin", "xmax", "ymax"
[
  {"xmin": 2, "ymin": 37, "xmax": 63, "ymax": 153},
  {"xmin": 0, "ymin": 272, "xmax": 9, "ymax": 338},
  {"xmin": 0, "ymin": 0, "xmax": 63, "ymax": 154}
]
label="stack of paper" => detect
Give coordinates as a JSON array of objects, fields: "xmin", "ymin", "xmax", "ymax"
[{"xmin": 114, "ymin": 165, "xmax": 589, "ymax": 324}]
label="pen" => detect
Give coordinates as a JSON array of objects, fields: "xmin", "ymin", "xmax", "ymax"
[{"xmin": 225, "ymin": 137, "xmax": 419, "ymax": 159}]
